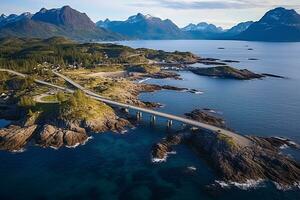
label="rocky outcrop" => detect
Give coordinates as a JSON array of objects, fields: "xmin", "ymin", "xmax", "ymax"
[
  {"xmin": 190, "ymin": 66, "xmax": 264, "ymax": 80},
  {"xmin": 185, "ymin": 109, "xmax": 226, "ymax": 128},
  {"xmin": 152, "ymin": 134, "xmax": 183, "ymax": 161},
  {"xmin": 36, "ymin": 124, "xmax": 89, "ymax": 148},
  {"xmin": 145, "ymin": 71, "xmax": 182, "ymax": 80},
  {"xmin": 181, "ymin": 108, "xmax": 300, "ymax": 188},
  {"xmin": 0, "ymin": 125, "xmax": 37, "ymax": 151},
  {"xmin": 187, "ymin": 130, "xmax": 300, "ymax": 187}
]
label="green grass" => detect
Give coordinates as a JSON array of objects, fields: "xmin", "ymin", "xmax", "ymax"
[
  {"xmin": 217, "ymin": 133, "xmax": 236, "ymax": 149},
  {"xmin": 59, "ymin": 90, "xmax": 115, "ymax": 121}
]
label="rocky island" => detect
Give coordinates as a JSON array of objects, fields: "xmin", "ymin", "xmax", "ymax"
[
  {"xmin": 190, "ymin": 66, "xmax": 264, "ymax": 80},
  {"xmin": 152, "ymin": 109, "xmax": 300, "ymax": 189}
]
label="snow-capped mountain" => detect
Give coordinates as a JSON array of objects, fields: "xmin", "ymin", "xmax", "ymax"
[
  {"xmin": 0, "ymin": 12, "xmax": 32, "ymax": 27},
  {"xmin": 97, "ymin": 13, "xmax": 183, "ymax": 39},
  {"xmin": 182, "ymin": 22, "xmax": 223, "ymax": 33}
]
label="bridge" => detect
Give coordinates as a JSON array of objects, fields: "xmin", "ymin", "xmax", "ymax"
[{"xmin": 0, "ymin": 68, "xmax": 252, "ymax": 146}]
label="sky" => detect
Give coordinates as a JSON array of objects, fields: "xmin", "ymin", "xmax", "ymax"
[{"xmin": 1, "ymin": 0, "xmax": 300, "ymax": 28}]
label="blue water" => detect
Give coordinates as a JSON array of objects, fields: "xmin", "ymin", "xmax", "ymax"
[{"xmin": 1, "ymin": 40, "xmax": 300, "ymax": 199}]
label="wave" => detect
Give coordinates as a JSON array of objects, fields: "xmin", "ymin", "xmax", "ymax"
[
  {"xmin": 273, "ymin": 181, "xmax": 300, "ymax": 191},
  {"xmin": 11, "ymin": 148, "xmax": 26, "ymax": 153},
  {"xmin": 215, "ymin": 179, "xmax": 265, "ymax": 190},
  {"xmin": 66, "ymin": 136, "xmax": 93, "ymax": 149},
  {"xmin": 138, "ymin": 78, "xmax": 151, "ymax": 83},
  {"xmin": 151, "ymin": 151, "xmax": 177, "ymax": 163}
]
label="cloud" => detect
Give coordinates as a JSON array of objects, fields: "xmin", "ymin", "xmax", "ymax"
[
  {"xmin": 129, "ymin": 0, "xmax": 257, "ymax": 10},
  {"xmin": 129, "ymin": 0, "xmax": 300, "ymax": 10}
]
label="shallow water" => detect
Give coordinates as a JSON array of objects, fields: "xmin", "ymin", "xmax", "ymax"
[{"xmin": 1, "ymin": 40, "xmax": 300, "ymax": 199}]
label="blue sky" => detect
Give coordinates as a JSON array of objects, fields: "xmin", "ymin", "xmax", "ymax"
[{"xmin": 1, "ymin": 0, "xmax": 300, "ymax": 28}]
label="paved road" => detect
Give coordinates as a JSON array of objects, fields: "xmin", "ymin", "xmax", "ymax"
[
  {"xmin": 0, "ymin": 68, "xmax": 252, "ymax": 147},
  {"xmin": 52, "ymin": 70, "xmax": 253, "ymax": 147}
]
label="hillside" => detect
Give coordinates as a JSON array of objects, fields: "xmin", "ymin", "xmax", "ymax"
[{"xmin": 0, "ymin": 6, "xmax": 122, "ymax": 41}]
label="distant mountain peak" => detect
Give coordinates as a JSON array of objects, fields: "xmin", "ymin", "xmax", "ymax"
[
  {"xmin": 226, "ymin": 21, "xmax": 253, "ymax": 34},
  {"xmin": 127, "ymin": 13, "xmax": 153, "ymax": 23},
  {"xmin": 32, "ymin": 5, "xmax": 96, "ymax": 30},
  {"xmin": 182, "ymin": 22, "xmax": 223, "ymax": 33},
  {"xmin": 0, "ymin": 6, "xmax": 123, "ymax": 41},
  {"xmin": 62, "ymin": 5, "xmax": 72, "ymax": 10},
  {"xmin": 261, "ymin": 7, "xmax": 300, "ymax": 24},
  {"xmin": 39, "ymin": 8, "xmax": 48, "ymax": 13},
  {"xmin": 97, "ymin": 13, "xmax": 181, "ymax": 39},
  {"xmin": 237, "ymin": 7, "xmax": 300, "ymax": 42}
]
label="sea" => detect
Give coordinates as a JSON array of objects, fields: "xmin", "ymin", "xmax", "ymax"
[{"xmin": 0, "ymin": 40, "xmax": 300, "ymax": 199}]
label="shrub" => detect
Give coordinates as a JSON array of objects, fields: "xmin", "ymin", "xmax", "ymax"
[{"xmin": 18, "ymin": 96, "xmax": 36, "ymax": 108}]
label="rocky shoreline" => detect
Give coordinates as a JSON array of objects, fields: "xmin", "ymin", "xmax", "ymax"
[
  {"xmin": 0, "ymin": 106, "xmax": 132, "ymax": 151},
  {"xmin": 151, "ymin": 109, "xmax": 300, "ymax": 189},
  {"xmin": 0, "ymin": 73, "xmax": 195, "ymax": 152},
  {"xmin": 190, "ymin": 66, "xmax": 264, "ymax": 80}
]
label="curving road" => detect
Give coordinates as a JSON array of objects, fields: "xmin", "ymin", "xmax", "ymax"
[{"xmin": 0, "ymin": 68, "xmax": 252, "ymax": 147}]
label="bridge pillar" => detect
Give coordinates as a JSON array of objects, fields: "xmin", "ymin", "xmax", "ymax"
[
  {"xmin": 136, "ymin": 112, "xmax": 142, "ymax": 120},
  {"xmin": 167, "ymin": 120, "xmax": 173, "ymax": 128},
  {"xmin": 150, "ymin": 115, "xmax": 156, "ymax": 125}
]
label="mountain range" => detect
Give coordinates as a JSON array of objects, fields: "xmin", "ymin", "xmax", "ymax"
[
  {"xmin": 237, "ymin": 7, "xmax": 300, "ymax": 42},
  {"xmin": 0, "ymin": 6, "xmax": 122, "ymax": 41},
  {"xmin": 97, "ymin": 13, "xmax": 183, "ymax": 39},
  {"xmin": 1, "ymin": 6, "xmax": 300, "ymax": 42}
]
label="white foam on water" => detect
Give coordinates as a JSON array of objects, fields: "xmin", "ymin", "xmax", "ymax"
[
  {"xmin": 215, "ymin": 179, "xmax": 265, "ymax": 190},
  {"xmin": 11, "ymin": 148, "xmax": 26, "ymax": 153},
  {"xmin": 151, "ymin": 155, "xmax": 167, "ymax": 163},
  {"xmin": 273, "ymin": 181, "xmax": 300, "ymax": 191},
  {"xmin": 280, "ymin": 144, "xmax": 289, "ymax": 149},
  {"xmin": 187, "ymin": 166, "xmax": 197, "ymax": 171},
  {"xmin": 50, "ymin": 146, "xmax": 59, "ymax": 150},
  {"xmin": 66, "ymin": 136, "xmax": 93, "ymax": 149},
  {"xmin": 151, "ymin": 151, "xmax": 177, "ymax": 163},
  {"xmin": 138, "ymin": 78, "xmax": 151, "ymax": 83}
]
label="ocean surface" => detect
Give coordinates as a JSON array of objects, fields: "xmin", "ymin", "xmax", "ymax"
[{"xmin": 1, "ymin": 40, "xmax": 300, "ymax": 199}]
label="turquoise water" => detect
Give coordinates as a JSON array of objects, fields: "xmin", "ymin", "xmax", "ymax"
[{"xmin": 1, "ymin": 40, "xmax": 300, "ymax": 199}]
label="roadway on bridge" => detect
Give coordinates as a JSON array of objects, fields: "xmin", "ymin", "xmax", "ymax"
[
  {"xmin": 0, "ymin": 68, "xmax": 252, "ymax": 147},
  {"xmin": 51, "ymin": 70, "xmax": 253, "ymax": 147}
]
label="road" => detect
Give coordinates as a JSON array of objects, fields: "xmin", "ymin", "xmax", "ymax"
[
  {"xmin": 52, "ymin": 70, "xmax": 253, "ymax": 147},
  {"xmin": 0, "ymin": 68, "xmax": 252, "ymax": 147}
]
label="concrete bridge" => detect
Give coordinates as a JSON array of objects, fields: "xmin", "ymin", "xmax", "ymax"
[
  {"xmin": 51, "ymin": 70, "xmax": 251, "ymax": 145},
  {"xmin": 0, "ymin": 68, "xmax": 251, "ymax": 146}
]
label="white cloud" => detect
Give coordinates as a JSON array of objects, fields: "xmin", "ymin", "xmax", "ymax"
[{"xmin": 0, "ymin": 0, "xmax": 299, "ymax": 28}]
